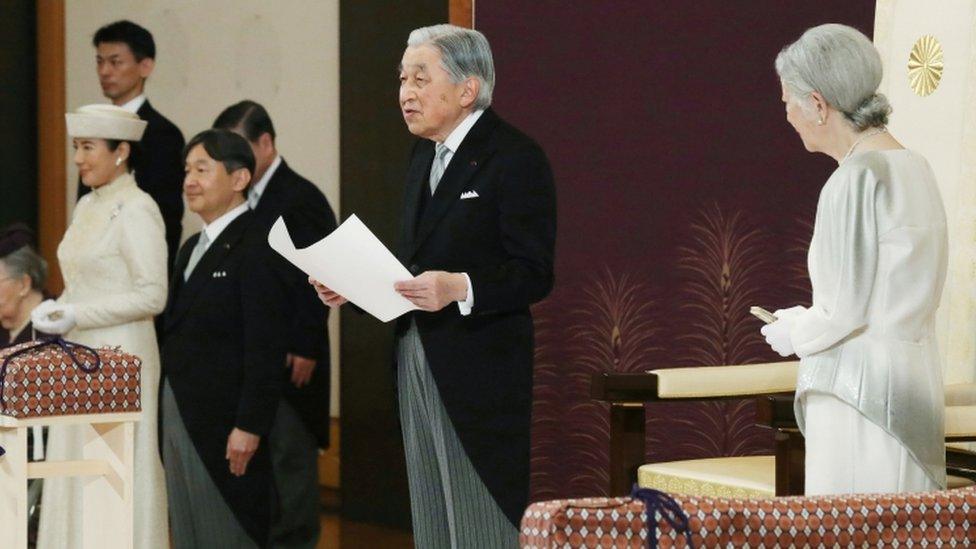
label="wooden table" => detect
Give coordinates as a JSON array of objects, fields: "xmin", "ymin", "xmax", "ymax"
[{"xmin": 0, "ymin": 412, "xmax": 139, "ymax": 548}]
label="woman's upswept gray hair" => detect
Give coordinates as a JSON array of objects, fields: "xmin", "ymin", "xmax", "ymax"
[
  {"xmin": 775, "ymin": 23, "xmax": 891, "ymax": 131},
  {"xmin": 1, "ymin": 245, "xmax": 47, "ymax": 291},
  {"xmin": 408, "ymin": 24, "xmax": 495, "ymax": 110}
]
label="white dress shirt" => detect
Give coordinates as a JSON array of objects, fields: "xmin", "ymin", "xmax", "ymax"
[
  {"xmin": 248, "ymin": 155, "xmax": 282, "ymax": 209},
  {"xmin": 200, "ymin": 202, "xmax": 250, "ymax": 252},
  {"xmin": 435, "ymin": 109, "xmax": 484, "ymax": 316},
  {"xmin": 119, "ymin": 94, "xmax": 147, "ymax": 114}
]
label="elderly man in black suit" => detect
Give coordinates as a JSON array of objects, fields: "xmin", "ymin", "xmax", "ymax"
[
  {"xmin": 213, "ymin": 100, "xmax": 337, "ymax": 548},
  {"xmin": 78, "ymin": 20, "xmax": 185, "ymax": 270},
  {"xmin": 312, "ymin": 24, "xmax": 556, "ymax": 548},
  {"xmin": 161, "ymin": 129, "xmax": 288, "ymax": 548}
]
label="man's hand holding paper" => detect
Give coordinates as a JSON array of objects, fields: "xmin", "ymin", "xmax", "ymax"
[
  {"xmin": 394, "ymin": 271, "xmax": 468, "ymax": 312},
  {"xmin": 310, "ymin": 270, "xmax": 469, "ymax": 313},
  {"xmin": 269, "ymin": 214, "xmax": 418, "ymax": 322},
  {"xmin": 309, "ymin": 276, "xmax": 348, "ymax": 308}
]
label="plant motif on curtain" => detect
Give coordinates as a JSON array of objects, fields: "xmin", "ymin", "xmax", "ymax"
[
  {"xmin": 570, "ymin": 266, "xmax": 660, "ymax": 374},
  {"xmin": 784, "ymin": 214, "xmax": 814, "ymax": 302},
  {"xmin": 558, "ymin": 267, "xmax": 663, "ymax": 496},
  {"xmin": 656, "ymin": 203, "xmax": 775, "ymax": 460},
  {"xmin": 529, "ymin": 295, "xmax": 567, "ymax": 502}
]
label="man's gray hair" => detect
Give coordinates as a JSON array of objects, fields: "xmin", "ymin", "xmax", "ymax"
[
  {"xmin": 408, "ymin": 24, "xmax": 495, "ymax": 110},
  {"xmin": 775, "ymin": 23, "xmax": 891, "ymax": 131},
  {"xmin": 1, "ymin": 245, "xmax": 47, "ymax": 291}
]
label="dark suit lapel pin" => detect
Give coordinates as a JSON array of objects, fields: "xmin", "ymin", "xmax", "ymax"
[
  {"xmin": 470, "ymin": 160, "xmax": 478, "ymax": 166},
  {"xmin": 223, "ymin": 243, "xmax": 230, "ymax": 249}
]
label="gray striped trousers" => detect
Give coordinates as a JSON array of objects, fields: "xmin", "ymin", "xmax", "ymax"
[{"xmin": 397, "ymin": 323, "xmax": 518, "ymax": 549}]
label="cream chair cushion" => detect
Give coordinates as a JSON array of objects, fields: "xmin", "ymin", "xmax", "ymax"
[
  {"xmin": 948, "ymin": 475, "xmax": 975, "ymax": 489},
  {"xmin": 638, "ymin": 456, "xmax": 775, "ymax": 498},
  {"xmin": 945, "ymin": 383, "xmax": 976, "ymax": 406},
  {"xmin": 946, "ymin": 405, "xmax": 976, "ymax": 438},
  {"xmin": 638, "ymin": 455, "xmax": 974, "ymax": 497},
  {"xmin": 648, "ymin": 362, "xmax": 798, "ymax": 399}
]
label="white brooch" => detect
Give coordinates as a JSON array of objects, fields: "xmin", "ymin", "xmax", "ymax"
[
  {"xmin": 110, "ymin": 202, "xmax": 123, "ymax": 220},
  {"xmin": 212, "ymin": 271, "xmax": 228, "ymax": 278}
]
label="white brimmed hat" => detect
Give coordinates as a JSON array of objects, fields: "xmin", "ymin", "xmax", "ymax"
[{"xmin": 65, "ymin": 104, "xmax": 147, "ymax": 141}]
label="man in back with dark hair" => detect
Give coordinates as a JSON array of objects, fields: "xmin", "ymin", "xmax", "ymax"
[
  {"xmin": 80, "ymin": 19, "xmax": 185, "ymax": 271},
  {"xmin": 214, "ymin": 100, "xmax": 337, "ymax": 548},
  {"xmin": 161, "ymin": 129, "xmax": 288, "ymax": 548}
]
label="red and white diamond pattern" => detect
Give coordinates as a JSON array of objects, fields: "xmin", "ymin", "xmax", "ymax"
[
  {"xmin": 521, "ymin": 486, "xmax": 976, "ymax": 548},
  {"xmin": 0, "ymin": 340, "xmax": 141, "ymax": 418}
]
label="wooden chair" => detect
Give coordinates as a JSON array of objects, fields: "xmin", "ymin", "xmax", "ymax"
[
  {"xmin": 590, "ymin": 362, "xmax": 799, "ymax": 496},
  {"xmin": 591, "ymin": 366, "xmax": 976, "ymax": 498}
]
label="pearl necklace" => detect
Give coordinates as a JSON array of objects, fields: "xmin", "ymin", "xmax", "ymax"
[{"xmin": 841, "ymin": 127, "xmax": 887, "ymax": 163}]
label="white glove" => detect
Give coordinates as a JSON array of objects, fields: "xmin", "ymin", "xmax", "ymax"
[
  {"xmin": 30, "ymin": 300, "xmax": 78, "ymax": 335},
  {"xmin": 773, "ymin": 306, "xmax": 807, "ymax": 322},
  {"xmin": 759, "ymin": 306, "xmax": 807, "ymax": 357}
]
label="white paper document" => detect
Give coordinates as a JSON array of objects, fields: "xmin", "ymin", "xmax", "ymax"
[{"xmin": 268, "ymin": 215, "xmax": 419, "ymax": 322}]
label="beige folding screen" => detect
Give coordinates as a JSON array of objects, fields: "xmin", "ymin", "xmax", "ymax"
[{"xmin": 874, "ymin": 1, "xmax": 976, "ymax": 384}]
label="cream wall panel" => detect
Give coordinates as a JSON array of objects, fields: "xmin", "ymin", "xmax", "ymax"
[
  {"xmin": 875, "ymin": 0, "xmax": 976, "ymax": 384},
  {"xmin": 65, "ymin": 0, "xmax": 341, "ymax": 415}
]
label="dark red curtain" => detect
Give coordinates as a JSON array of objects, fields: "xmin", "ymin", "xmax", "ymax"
[{"xmin": 476, "ymin": 1, "xmax": 876, "ymax": 501}]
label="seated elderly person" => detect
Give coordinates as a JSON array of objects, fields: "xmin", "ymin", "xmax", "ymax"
[
  {"xmin": 0, "ymin": 224, "xmax": 49, "ymax": 347},
  {"xmin": 0, "ymin": 223, "xmax": 49, "ymax": 543}
]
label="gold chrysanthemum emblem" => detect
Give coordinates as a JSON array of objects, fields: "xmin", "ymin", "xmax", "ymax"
[{"xmin": 908, "ymin": 35, "xmax": 943, "ymax": 97}]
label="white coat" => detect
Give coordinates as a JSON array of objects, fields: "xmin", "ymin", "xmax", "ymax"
[{"xmin": 38, "ymin": 173, "xmax": 170, "ymax": 549}]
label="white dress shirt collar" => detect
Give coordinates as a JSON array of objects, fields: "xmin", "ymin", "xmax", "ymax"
[
  {"xmin": 248, "ymin": 155, "xmax": 282, "ymax": 208},
  {"xmin": 119, "ymin": 94, "xmax": 147, "ymax": 114},
  {"xmin": 439, "ymin": 109, "xmax": 485, "ymax": 155},
  {"xmin": 202, "ymin": 202, "xmax": 249, "ymax": 245}
]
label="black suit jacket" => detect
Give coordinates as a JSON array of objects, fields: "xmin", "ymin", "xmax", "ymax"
[
  {"xmin": 78, "ymin": 100, "xmax": 185, "ymax": 269},
  {"xmin": 250, "ymin": 159, "xmax": 337, "ymax": 448},
  {"xmin": 160, "ymin": 210, "xmax": 288, "ymax": 546},
  {"xmin": 395, "ymin": 109, "xmax": 557, "ymax": 526},
  {"xmin": 0, "ymin": 322, "xmax": 51, "ymax": 348}
]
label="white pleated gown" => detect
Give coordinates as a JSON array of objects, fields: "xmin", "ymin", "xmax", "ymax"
[{"xmin": 37, "ymin": 174, "xmax": 169, "ymax": 548}]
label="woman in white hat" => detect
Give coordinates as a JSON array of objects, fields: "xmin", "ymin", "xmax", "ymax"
[{"xmin": 33, "ymin": 104, "xmax": 169, "ymax": 548}]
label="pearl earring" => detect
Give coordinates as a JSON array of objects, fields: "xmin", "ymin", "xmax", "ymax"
[
  {"xmin": 817, "ymin": 118, "xmax": 824, "ymax": 125},
  {"xmin": 115, "ymin": 157, "xmax": 123, "ymax": 167}
]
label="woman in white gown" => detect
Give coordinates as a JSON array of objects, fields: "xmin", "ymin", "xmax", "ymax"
[
  {"xmin": 761, "ymin": 24, "xmax": 948, "ymax": 495},
  {"xmin": 32, "ymin": 104, "xmax": 169, "ymax": 547}
]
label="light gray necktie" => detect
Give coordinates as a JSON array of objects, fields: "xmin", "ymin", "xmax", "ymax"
[
  {"xmin": 247, "ymin": 188, "xmax": 261, "ymax": 209},
  {"xmin": 429, "ymin": 143, "xmax": 449, "ymax": 195},
  {"xmin": 183, "ymin": 231, "xmax": 210, "ymax": 281}
]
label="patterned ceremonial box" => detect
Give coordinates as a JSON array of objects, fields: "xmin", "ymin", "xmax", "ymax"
[
  {"xmin": 521, "ymin": 486, "xmax": 976, "ymax": 548},
  {"xmin": 0, "ymin": 338, "xmax": 141, "ymax": 418}
]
